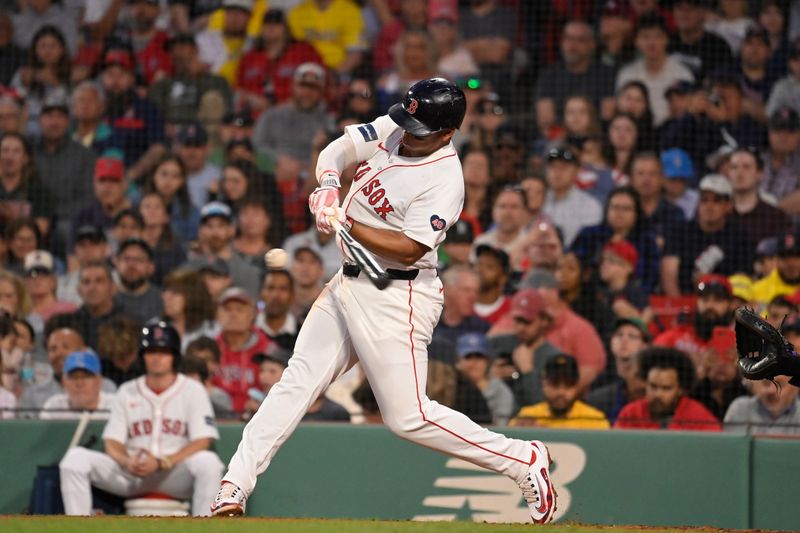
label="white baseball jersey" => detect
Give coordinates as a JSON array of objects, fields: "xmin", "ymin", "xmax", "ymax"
[
  {"xmin": 102, "ymin": 374, "xmax": 219, "ymax": 457},
  {"xmin": 40, "ymin": 391, "xmax": 116, "ymax": 420},
  {"xmin": 340, "ymin": 115, "xmax": 465, "ymax": 270}
]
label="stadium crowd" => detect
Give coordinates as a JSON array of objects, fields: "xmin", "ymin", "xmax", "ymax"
[{"xmin": 0, "ymin": 0, "xmax": 799, "ymax": 439}]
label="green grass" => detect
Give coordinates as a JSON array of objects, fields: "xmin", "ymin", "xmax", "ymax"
[{"xmin": 0, "ymin": 517, "xmax": 700, "ymax": 533}]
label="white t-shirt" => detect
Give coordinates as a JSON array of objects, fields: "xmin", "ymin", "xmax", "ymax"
[
  {"xmin": 341, "ymin": 115, "xmax": 465, "ymax": 270},
  {"xmin": 40, "ymin": 391, "xmax": 116, "ymax": 420},
  {"xmin": 102, "ymin": 374, "xmax": 219, "ymax": 457}
]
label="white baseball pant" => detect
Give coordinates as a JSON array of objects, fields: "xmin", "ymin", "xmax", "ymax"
[
  {"xmin": 59, "ymin": 447, "xmax": 224, "ymax": 516},
  {"xmin": 224, "ymin": 269, "xmax": 534, "ymax": 495}
]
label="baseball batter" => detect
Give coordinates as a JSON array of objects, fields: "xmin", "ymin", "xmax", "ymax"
[
  {"xmin": 59, "ymin": 322, "xmax": 224, "ymax": 516},
  {"xmin": 212, "ymin": 78, "xmax": 557, "ymax": 523}
]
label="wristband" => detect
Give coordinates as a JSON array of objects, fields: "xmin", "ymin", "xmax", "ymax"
[
  {"xmin": 318, "ymin": 170, "xmax": 341, "ymax": 188},
  {"xmin": 158, "ymin": 456, "xmax": 173, "ymax": 471}
]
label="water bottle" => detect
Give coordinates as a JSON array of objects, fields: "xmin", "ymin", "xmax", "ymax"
[{"xmin": 19, "ymin": 351, "xmax": 34, "ymax": 386}]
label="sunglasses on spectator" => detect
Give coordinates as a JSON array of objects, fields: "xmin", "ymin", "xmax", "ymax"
[{"xmin": 348, "ymin": 89, "xmax": 372, "ymax": 99}]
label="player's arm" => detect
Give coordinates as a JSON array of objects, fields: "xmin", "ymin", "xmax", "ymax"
[
  {"xmin": 314, "ymin": 133, "xmax": 358, "ymax": 187},
  {"xmin": 349, "ymin": 222, "xmax": 430, "ymax": 266},
  {"xmin": 104, "ymin": 438, "xmax": 131, "ymax": 469},
  {"xmin": 160, "ymin": 438, "xmax": 213, "ymax": 470}
]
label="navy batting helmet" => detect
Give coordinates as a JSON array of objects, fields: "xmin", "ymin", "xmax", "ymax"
[
  {"xmin": 388, "ymin": 78, "xmax": 466, "ymax": 136},
  {"xmin": 139, "ymin": 320, "xmax": 181, "ymax": 365}
]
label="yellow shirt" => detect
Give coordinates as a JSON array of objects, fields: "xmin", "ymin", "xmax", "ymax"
[
  {"xmin": 287, "ymin": 0, "xmax": 365, "ymax": 69},
  {"xmin": 511, "ymin": 401, "xmax": 610, "ymax": 430},
  {"xmin": 205, "ymin": 1, "xmax": 268, "ymax": 83},
  {"xmin": 207, "ymin": 0, "xmax": 268, "ymax": 39},
  {"xmin": 751, "ymin": 268, "xmax": 799, "ymax": 306}
]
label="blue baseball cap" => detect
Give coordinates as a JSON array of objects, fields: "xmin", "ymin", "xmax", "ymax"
[
  {"xmin": 63, "ymin": 350, "xmax": 101, "ymax": 375},
  {"xmin": 455, "ymin": 333, "xmax": 490, "ymax": 358},
  {"xmin": 200, "ymin": 201, "xmax": 233, "ymax": 224},
  {"xmin": 661, "ymin": 148, "xmax": 695, "ymax": 180}
]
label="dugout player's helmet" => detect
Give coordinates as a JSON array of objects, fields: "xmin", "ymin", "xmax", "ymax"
[
  {"xmin": 388, "ymin": 78, "xmax": 466, "ymax": 136},
  {"xmin": 139, "ymin": 320, "xmax": 182, "ymax": 368}
]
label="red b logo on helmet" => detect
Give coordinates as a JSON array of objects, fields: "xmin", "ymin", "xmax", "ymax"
[{"xmin": 407, "ymin": 99, "xmax": 419, "ymax": 115}]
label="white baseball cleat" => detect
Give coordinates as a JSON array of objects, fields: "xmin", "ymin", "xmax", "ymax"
[
  {"xmin": 211, "ymin": 481, "xmax": 246, "ymax": 517},
  {"xmin": 519, "ymin": 440, "xmax": 557, "ymax": 524}
]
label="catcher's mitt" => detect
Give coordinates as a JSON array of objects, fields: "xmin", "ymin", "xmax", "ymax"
[{"xmin": 734, "ymin": 307, "xmax": 800, "ymax": 386}]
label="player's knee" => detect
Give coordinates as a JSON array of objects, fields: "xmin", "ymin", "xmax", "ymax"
[
  {"xmin": 59, "ymin": 447, "xmax": 92, "ymax": 475},
  {"xmin": 383, "ymin": 410, "xmax": 426, "ymax": 437},
  {"xmin": 184, "ymin": 450, "xmax": 224, "ymax": 476}
]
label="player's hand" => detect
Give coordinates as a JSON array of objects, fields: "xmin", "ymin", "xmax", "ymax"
[
  {"xmin": 130, "ymin": 450, "xmax": 159, "ymax": 477},
  {"xmin": 316, "ymin": 206, "xmax": 345, "ymax": 235},
  {"xmin": 308, "ymin": 185, "xmax": 340, "ymax": 217}
]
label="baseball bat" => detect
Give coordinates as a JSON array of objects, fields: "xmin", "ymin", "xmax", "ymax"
[{"xmin": 330, "ymin": 217, "xmax": 391, "ymax": 290}]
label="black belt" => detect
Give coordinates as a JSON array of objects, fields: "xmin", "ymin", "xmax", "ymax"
[{"xmin": 342, "ymin": 264, "xmax": 419, "ymax": 280}]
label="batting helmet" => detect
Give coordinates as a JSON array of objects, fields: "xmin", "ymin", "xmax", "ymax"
[
  {"xmin": 388, "ymin": 78, "xmax": 466, "ymax": 136},
  {"xmin": 139, "ymin": 320, "xmax": 182, "ymax": 366}
]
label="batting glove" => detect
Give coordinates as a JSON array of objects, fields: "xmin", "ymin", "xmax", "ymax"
[
  {"xmin": 316, "ymin": 206, "xmax": 346, "ymax": 234},
  {"xmin": 308, "ymin": 186, "xmax": 340, "ymax": 216}
]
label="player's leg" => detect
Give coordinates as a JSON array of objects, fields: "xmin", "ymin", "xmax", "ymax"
[
  {"xmin": 59, "ymin": 447, "xmax": 141, "ymax": 515},
  {"xmin": 222, "ymin": 277, "xmax": 353, "ymax": 495},
  {"xmin": 151, "ymin": 450, "xmax": 224, "ymax": 516}
]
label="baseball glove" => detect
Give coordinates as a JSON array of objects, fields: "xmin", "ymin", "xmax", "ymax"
[{"xmin": 734, "ymin": 307, "xmax": 800, "ymax": 386}]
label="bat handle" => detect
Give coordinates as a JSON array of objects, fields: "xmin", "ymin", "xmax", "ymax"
[{"xmin": 329, "ymin": 216, "xmax": 344, "ymax": 233}]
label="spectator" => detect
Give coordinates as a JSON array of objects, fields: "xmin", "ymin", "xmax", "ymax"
[
  {"xmin": 460, "ymin": 149, "xmax": 492, "ymax": 232},
  {"xmin": 58, "ymin": 225, "xmax": 110, "ymax": 305},
  {"xmin": 174, "ymin": 123, "xmax": 222, "ymax": 213},
  {"xmin": 287, "ymin": 0, "xmax": 365, "ymax": 74},
  {"xmin": 655, "ymin": 274, "xmax": 735, "ymax": 370},
  {"xmin": 511, "ymin": 353, "xmax": 609, "ymax": 429},
  {"xmin": 97, "ymin": 316, "xmax": 142, "ymax": 387},
  {"xmin": 586, "ymin": 318, "xmax": 649, "ymax": 423},
  {"xmin": 704, "ymin": 73, "xmax": 768, "ymax": 149},
  {"xmin": 256, "ymin": 268, "xmax": 297, "ymax": 352},
  {"xmin": 661, "ymin": 174, "xmax": 753, "ymax": 295},
  {"xmin": 0, "ymin": 347, "xmax": 14, "ymax": 418},
  {"xmin": 460, "ymin": 0, "xmax": 517, "ymax": 102},
  {"xmin": 661, "ymin": 80, "xmax": 698, "ymax": 148},
  {"xmin": 186, "ymin": 336, "xmax": 222, "ymax": 378},
  {"xmin": 288, "ymin": 246, "xmax": 323, "ymax": 320},
  {"xmin": 196, "ymin": 0, "xmax": 256, "ymax": 84},
  {"xmin": 724, "ymin": 374, "xmax": 800, "ymax": 435},
  {"xmin": 372, "ymin": 0, "xmax": 427, "ymax": 74},
  {"xmin": 72, "ymin": 158, "xmax": 131, "ymax": 243},
  {"xmin": 149, "ymin": 34, "xmax": 233, "ymax": 127},
  {"xmin": 58, "ymin": 321, "xmax": 224, "ymax": 516},
  {"xmin": 11, "ymin": 25, "xmax": 71, "ymax": 136},
  {"xmin": 162, "ymin": 269, "xmax": 217, "ymax": 350},
  {"xmin": 0, "ymin": 11, "xmax": 24, "ymax": 86},
  {"xmin": 40, "ymin": 350, "xmax": 114, "ymax": 420},
  {"xmin": 764, "ymin": 295, "xmax": 795, "ymax": 330},
  {"xmin": 704, "ymin": 0, "xmax": 754, "ymax": 54},
  {"xmin": 5, "ymin": 218, "xmax": 45, "ymax": 277},
  {"xmin": 242, "ymin": 350, "xmax": 289, "ymax": 419},
  {"xmin": 433, "ymin": 265, "xmax": 489, "ymax": 346},
  {"xmin": 33, "ymin": 92, "xmax": 96, "ymax": 247},
  {"xmin": 614, "ymin": 81, "xmax": 657, "ymax": 151},
  {"xmin": 190, "ymin": 257, "xmax": 235, "ymax": 302},
  {"xmin": 534, "ymin": 20, "xmax": 615, "ymax": 134},
  {"xmin": 252, "ymin": 62, "xmax": 330, "ymax": 164},
  {"xmin": 603, "ymin": 113, "xmax": 640, "ymax": 183},
  {"xmin": 522, "ymin": 221, "xmax": 564, "ymax": 272},
  {"xmin": 726, "ymin": 147, "xmax": 791, "ymax": 245},
  {"xmin": 454, "ymin": 332, "xmax": 515, "ymax": 426},
  {"xmin": 751, "ymin": 232, "xmax": 800, "ymax": 306},
  {"xmin": 109, "ymin": 209, "xmax": 144, "ymax": 255},
  {"xmin": 0, "ymin": 94, "xmax": 24, "ymax": 136},
  {"xmin": 142, "ymin": 153, "xmax": 201, "ymax": 243},
  {"xmin": 0, "ymin": 132, "xmax": 55, "ymax": 233},
  {"xmin": 661, "ymin": 147, "xmax": 699, "ymax": 220},
  {"xmin": 542, "ymin": 146, "xmax": 603, "ymax": 247},
  {"xmin": 70, "ymin": 81, "xmax": 111, "ymax": 155},
  {"xmin": 138, "ymin": 192, "xmax": 188, "ymax": 284},
  {"xmin": 212, "ymin": 287, "xmax": 273, "ymax": 414},
  {"xmin": 594, "ymin": 240, "xmax": 650, "ymax": 341},
  {"xmin": 187, "ymin": 202, "xmax": 261, "ymax": 295},
  {"xmin": 629, "ymin": 151, "xmax": 686, "ymax": 251},
  {"xmin": 616, "ymin": 14, "xmax": 695, "ymax": 126},
  {"xmin": 729, "ymin": 26, "xmax": 778, "ymax": 123},
  {"xmin": 219, "ymin": 158, "xmax": 282, "ymax": 229},
  {"xmin": 376, "ymin": 29, "xmax": 439, "ymax": 113},
  {"xmin": 282, "ymin": 222, "xmax": 343, "ymax": 282},
  {"xmin": 571, "ymin": 185, "xmax": 661, "ymax": 294},
  {"xmin": 113, "ymin": 238, "xmax": 163, "ymax": 326},
  {"xmin": 690, "ymin": 324, "xmax": 745, "ymax": 421},
  {"xmin": 670, "ymin": 0, "xmax": 734, "ymax": 80},
  {"xmin": 236, "ymin": 8, "xmax": 323, "ymax": 111},
  {"xmin": 232, "ymin": 198, "xmax": 278, "ymax": 274},
  {"xmin": 473, "ymin": 245, "xmax": 511, "ymax": 326},
  {"xmin": 488, "ymin": 288, "xmax": 561, "ymax": 410},
  {"xmin": 767, "ymin": 38, "xmax": 800, "ymax": 117},
  {"xmin": 12, "ymin": 0, "xmax": 77, "ymax": 55},
  {"xmin": 554, "ymin": 251, "xmax": 599, "ymax": 327},
  {"xmin": 764, "ymin": 108, "xmax": 800, "ymax": 212},
  {"xmin": 428, "ymin": 3, "xmax": 478, "ymax": 80},
  {"xmin": 72, "ymin": 262, "xmax": 126, "ymax": 350},
  {"xmin": 303, "ymin": 392, "xmax": 351, "ymax": 422},
  {"xmin": 518, "ymin": 175, "xmax": 548, "ymax": 230},
  {"xmin": 441, "ymin": 219, "xmax": 474, "ymax": 271},
  {"xmin": 180, "ymin": 355, "xmax": 234, "ymax": 419},
  {"xmin": 125, "ymin": 0, "xmax": 172, "ymax": 85},
  {"xmin": 489, "ymin": 125, "xmax": 526, "ymax": 186},
  {"xmin": 597, "ymin": 0, "xmax": 636, "ymax": 71},
  {"xmin": 23, "ymin": 250, "xmax": 77, "ymax": 341},
  {"xmin": 472, "ymin": 187, "xmax": 529, "ymax": 258},
  {"xmin": 0, "ymin": 312, "xmax": 21, "ymax": 398},
  {"xmin": 615, "ymin": 346, "xmax": 721, "ymax": 430},
  {"xmin": 100, "ymin": 47, "xmax": 166, "ymax": 180}
]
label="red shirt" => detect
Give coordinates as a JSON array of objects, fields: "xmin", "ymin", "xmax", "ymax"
[
  {"xmin": 653, "ymin": 326, "xmax": 709, "ymax": 367},
  {"xmin": 372, "ymin": 20, "xmax": 405, "ymax": 74},
  {"xmin": 137, "ymin": 31, "xmax": 173, "ymax": 84},
  {"xmin": 614, "ymin": 397, "xmax": 721, "ymax": 431},
  {"xmin": 475, "ymin": 296, "xmax": 511, "ymax": 325},
  {"xmin": 546, "ymin": 308, "xmax": 607, "ymax": 376},
  {"xmin": 236, "ymin": 43, "xmax": 323, "ymax": 104},
  {"xmin": 213, "ymin": 329, "xmax": 273, "ymax": 413}
]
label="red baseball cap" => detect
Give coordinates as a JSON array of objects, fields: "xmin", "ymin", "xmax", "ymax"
[
  {"xmin": 697, "ymin": 274, "xmax": 733, "ymax": 297},
  {"xmin": 603, "ymin": 240, "xmax": 638, "ymax": 269},
  {"xmin": 429, "ymin": 0, "xmax": 458, "ymax": 23},
  {"xmin": 94, "ymin": 158, "xmax": 125, "ymax": 181},
  {"xmin": 510, "ymin": 289, "xmax": 547, "ymax": 322},
  {"xmin": 103, "ymin": 49, "xmax": 134, "ymax": 71}
]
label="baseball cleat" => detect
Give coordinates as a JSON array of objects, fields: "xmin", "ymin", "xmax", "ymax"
[
  {"xmin": 211, "ymin": 481, "xmax": 246, "ymax": 517},
  {"xmin": 519, "ymin": 440, "xmax": 557, "ymax": 524}
]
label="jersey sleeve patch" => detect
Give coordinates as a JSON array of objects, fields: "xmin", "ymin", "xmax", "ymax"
[
  {"xmin": 205, "ymin": 415, "xmax": 216, "ymax": 427},
  {"xmin": 357, "ymin": 123, "xmax": 378, "ymax": 142},
  {"xmin": 430, "ymin": 215, "xmax": 446, "ymax": 231}
]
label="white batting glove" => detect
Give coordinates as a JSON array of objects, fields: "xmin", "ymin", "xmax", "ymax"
[
  {"xmin": 316, "ymin": 206, "xmax": 346, "ymax": 234},
  {"xmin": 308, "ymin": 186, "xmax": 340, "ymax": 217}
]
